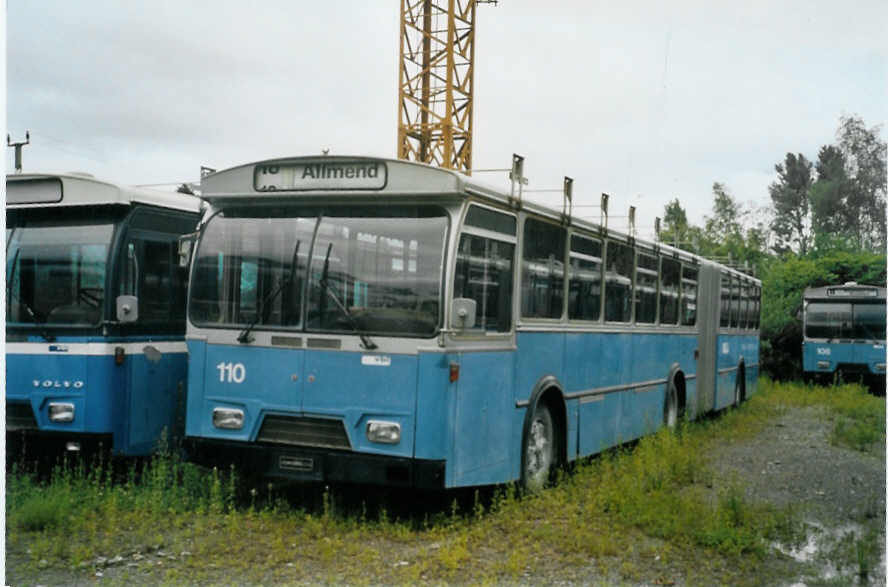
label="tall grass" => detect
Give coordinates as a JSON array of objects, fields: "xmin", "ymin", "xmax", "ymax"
[{"xmin": 6, "ymin": 379, "xmax": 884, "ymax": 585}]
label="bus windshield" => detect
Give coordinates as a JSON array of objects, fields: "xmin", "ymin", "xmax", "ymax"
[
  {"xmin": 189, "ymin": 205, "xmax": 448, "ymax": 337},
  {"xmin": 7, "ymin": 220, "xmax": 114, "ymax": 326},
  {"xmin": 805, "ymin": 301, "xmax": 887, "ymax": 341}
]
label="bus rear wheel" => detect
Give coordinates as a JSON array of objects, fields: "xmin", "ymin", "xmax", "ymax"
[
  {"xmin": 664, "ymin": 380, "xmax": 679, "ymax": 430},
  {"xmin": 522, "ymin": 401, "xmax": 556, "ymax": 493}
]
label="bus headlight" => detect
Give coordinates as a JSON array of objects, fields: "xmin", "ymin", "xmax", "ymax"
[
  {"xmin": 213, "ymin": 407, "xmax": 244, "ymax": 430},
  {"xmin": 366, "ymin": 420, "xmax": 401, "ymax": 445},
  {"xmin": 817, "ymin": 361, "xmax": 830, "ymax": 370},
  {"xmin": 876, "ymin": 363, "xmax": 886, "ymax": 373},
  {"xmin": 48, "ymin": 403, "xmax": 75, "ymax": 423}
]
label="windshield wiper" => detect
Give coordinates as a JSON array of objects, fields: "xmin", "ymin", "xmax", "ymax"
[
  {"xmin": 7, "ymin": 249, "xmax": 55, "ymax": 342},
  {"xmin": 319, "ymin": 243, "xmax": 377, "ymax": 350},
  {"xmin": 237, "ymin": 240, "xmax": 300, "ymax": 344}
]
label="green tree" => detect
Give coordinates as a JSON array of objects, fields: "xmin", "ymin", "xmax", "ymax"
[
  {"xmin": 768, "ymin": 153, "xmax": 813, "ymax": 256},
  {"xmin": 836, "ymin": 115, "xmax": 887, "ymax": 251},
  {"xmin": 810, "ymin": 145, "xmax": 853, "ymax": 252},
  {"xmin": 660, "ymin": 198, "xmax": 691, "ymax": 249}
]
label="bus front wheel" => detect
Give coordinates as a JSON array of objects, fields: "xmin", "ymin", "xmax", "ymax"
[{"xmin": 522, "ymin": 401, "xmax": 556, "ymax": 493}]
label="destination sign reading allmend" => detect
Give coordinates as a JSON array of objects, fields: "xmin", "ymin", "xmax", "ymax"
[{"xmin": 254, "ymin": 160, "xmax": 387, "ymax": 192}]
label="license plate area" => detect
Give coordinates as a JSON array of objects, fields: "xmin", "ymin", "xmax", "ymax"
[{"xmin": 279, "ymin": 455, "xmax": 314, "ymax": 472}]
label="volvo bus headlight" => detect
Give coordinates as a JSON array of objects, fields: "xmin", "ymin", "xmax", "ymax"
[
  {"xmin": 48, "ymin": 403, "xmax": 75, "ymax": 423},
  {"xmin": 213, "ymin": 407, "xmax": 244, "ymax": 430},
  {"xmin": 876, "ymin": 363, "xmax": 886, "ymax": 373},
  {"xmin": 817, "ymin": 361, "xmax": 830, "ymax": 370},
  {"xmin": 366, "ymin": 420, "xmax": 401, "ymax": 445}
]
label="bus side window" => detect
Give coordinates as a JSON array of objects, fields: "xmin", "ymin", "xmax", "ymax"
[
  {"xmin": 604, "ymin": 240, "xmax": 634, "ymax": 323},
  {"xmin": 659, "ymin": 257, "xmax": 680, "ymax": 325},
  {"xmin": 568, "ymin": 234, "xmax": 602, "ymax": 321},
  {"xmin": 453, "ymin": 233, "xmax": 514, "ymax": 333},
  {"xmin": 720, "ymin": 273, "xmax": 731, "ymax": 328},
  {"xmin": 753, "ymin": 286, "xmax": 761, "ymax": 329},
  {"xmin": 681, "ymin": 265, "xmax": 698, "ymax": 326},
  {"xmin": 730, "ymin": 277, "xmax": 741, "ymax": 328},
  {"xmin": 521, "ymin": 219, "xmax": 566, "ymax": 319},
  {"xmin": 635, "ymin": 252, "xmax": 658, "ymax": 324},
  {"xmin": 740, "ymin": 282, "xmax": 751, "ymax": 329}
]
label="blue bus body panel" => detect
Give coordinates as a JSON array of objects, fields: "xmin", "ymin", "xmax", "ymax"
[
  {"xmin": 7, "ymin": 349, "xmax": 110, "ymax": 434},
  {"xmin": 714, "ymin": 333, "xmax": 759, "ymax": 411},
  {"xmin": 187, "ymin": 341, "xmax": 419, "ymax": 459},
  {"xmin": 803, "ymin": 341, "xmax": 885, "ymax": 375},
  {"xmin": 6, "ymin": 338, "xmax": 188, "ymax": 455},
  {"xmin": 447, "ymin": 349, "xmax": 515, "ymax": 487}
]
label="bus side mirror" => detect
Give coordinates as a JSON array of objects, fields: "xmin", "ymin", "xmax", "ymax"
[
  {"xmin": 451, "ymin": 298, "xmax": 477, "ymax": 330},
  {"xmin": 116, "ymin": 295, "xmax": 139, "ymax": 323},
  {"xmin": 178, "ymin": 232, "xmax": 198, "ymax": 268}
]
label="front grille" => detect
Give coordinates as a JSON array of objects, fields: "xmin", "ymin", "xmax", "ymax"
[
  {"xmin": 6, "ymin": 402, "xmax": 38, "ymax": 430},
  {"xmin": 257, "ymin": 416, "xmax": 351, "ymax": 450}
]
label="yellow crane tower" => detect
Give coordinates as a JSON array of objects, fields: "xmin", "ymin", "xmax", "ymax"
[{"xmin": 397, "ymin": 0, "xmax": 493, "ymax": 174}]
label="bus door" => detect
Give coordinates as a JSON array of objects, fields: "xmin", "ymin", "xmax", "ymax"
[
  {"xmin": 695, "ymin": 263, "xmax": 720, "ymax": 415},
  {"xmin": 117, "ymin": 227, "xmax": 191, "ymax": 453}
]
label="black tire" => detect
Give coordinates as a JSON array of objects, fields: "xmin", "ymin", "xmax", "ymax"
[
  {"xmin": 734, "ymin": 368, "xmax": 746, "ymax": 406},
  {"xmin": 664, "ymin": 380, "xmax": 679, "ymax": 429},
  {"xmin": 522, "ymin": 401, "xmax": 556, "ymax": 493}
]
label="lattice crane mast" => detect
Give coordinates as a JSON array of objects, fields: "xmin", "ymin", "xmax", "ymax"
[{"xmin": 397, "ymin": 0, "xmax": 493, "ymax": 174}]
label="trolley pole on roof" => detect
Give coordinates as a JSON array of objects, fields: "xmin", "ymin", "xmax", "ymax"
[{"xmin": 7, "ymin": 131, "xmax": 30, "ymax": 174}]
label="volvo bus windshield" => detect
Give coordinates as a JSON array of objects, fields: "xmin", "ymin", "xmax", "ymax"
[
  {"xmin": 7, "ymin": 218, "xmax": 115, "ymax": 327},
  {"xmin": 189, "ymin": 205, "xmax": 448, "ymax": 337}
]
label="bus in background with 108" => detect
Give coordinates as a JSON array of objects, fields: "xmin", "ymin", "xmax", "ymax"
[
  {"xmin": 6, "ymin": 172, "xmax": 202, "ymax": 456},
  {"xmin": 802, "ymin": 282, "xmax": 886, "ymax": 388},
  {"xmin": 182, "ymin": 155, "xmax": 760, "ymax": 490}
]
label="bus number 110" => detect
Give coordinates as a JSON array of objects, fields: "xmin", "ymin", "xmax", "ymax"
[{"xmin": 217, "ymin": 362, "xmax": 246, "ymax": 383}]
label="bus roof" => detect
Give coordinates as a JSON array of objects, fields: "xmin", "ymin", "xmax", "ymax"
[
  {"xmin": 6, "ymin": 172, "xmax": 202, "ymax": 214},
  {"xmin": 200, "ymin": 155, "xmax": 760, "ymax": 285},
  {"xmin": 804, "ymin": 283, "xmax": 886, "ymax": 301}
]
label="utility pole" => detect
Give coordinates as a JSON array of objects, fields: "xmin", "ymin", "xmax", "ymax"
[{"xmin": 7, "ymin": 131, "xmax": 31, "ymax": 173}]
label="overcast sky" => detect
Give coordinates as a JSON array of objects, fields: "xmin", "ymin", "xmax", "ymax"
[{"xmin": 6, "ymin": 1, "xmax": 887, "ymax": 239}]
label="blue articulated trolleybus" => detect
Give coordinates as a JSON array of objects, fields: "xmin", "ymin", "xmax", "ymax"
[
  {"xmin": 6, "ymin": 172, "xmax": 202, "ymax": 456},
  {"xmin": 802, "ymin": 283, "xmax": 886, "ymax": 386},
  {"xmin": 183, "ymin": 155, "xmax": 760, "ymax": 490}
]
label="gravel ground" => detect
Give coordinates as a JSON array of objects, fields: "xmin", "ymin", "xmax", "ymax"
[{"xmin": 705, "ymin": 405, "xmax": 886, "ymax": 586}]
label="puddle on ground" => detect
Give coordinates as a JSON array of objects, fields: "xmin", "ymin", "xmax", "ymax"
[{"xmin": 773, "ymin": 521, "xmax": 886, "ymax": 586}]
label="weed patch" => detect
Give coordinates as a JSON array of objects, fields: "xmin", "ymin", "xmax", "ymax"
[{"xmin": 6, "ymin": 378, "xmax": 883, "ymax": 585}]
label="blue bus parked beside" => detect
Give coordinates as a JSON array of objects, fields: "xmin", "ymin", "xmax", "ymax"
[
  {"xmin": 6, "ymin": 172, "xmax": 202, "ymax": 456},
  {"xmin": 802, "ymin": 282, "xmax": 886, "ymax": 388},
  {"xmin": 182, "ymin": 155, "xmax": 760, "ymax": 490}
]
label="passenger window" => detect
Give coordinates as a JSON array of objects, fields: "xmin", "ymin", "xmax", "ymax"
[
  {"xmin": 454, "ymin": 234, "xmax": 514, "ymax": 332},
  {"xmin": 730, "ymin": 278, "xmax": 741, "ymax": 328},
  {"xmin": 521, "ymin": 219, "xmax": 566, "ymax": 319},
  {"xmin": 604, "ymin": 240, "xmax": 633, "ymax": 322},
  {"xmin": 659, "ymin": 257, "xmax": 680, "ymax": 325},
  {"xmin": 681, "ymin": 265, "xmax": 698, "ymax": 326},
  {"xmin": 568, "ymin": 235, "xmax": 602, "ymax": 321},
  {"xmin": 635, "ymin": 253, "xmax": 658, "ymax": 324},
  {"xmin": 720, "ymin": 273, "xmax": 732, "ymax": 328}
]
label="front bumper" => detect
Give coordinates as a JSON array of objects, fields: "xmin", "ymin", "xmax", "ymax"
[{"xmin": 186, "ymin": 437, "xmax": 446, "ymax": 489}]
